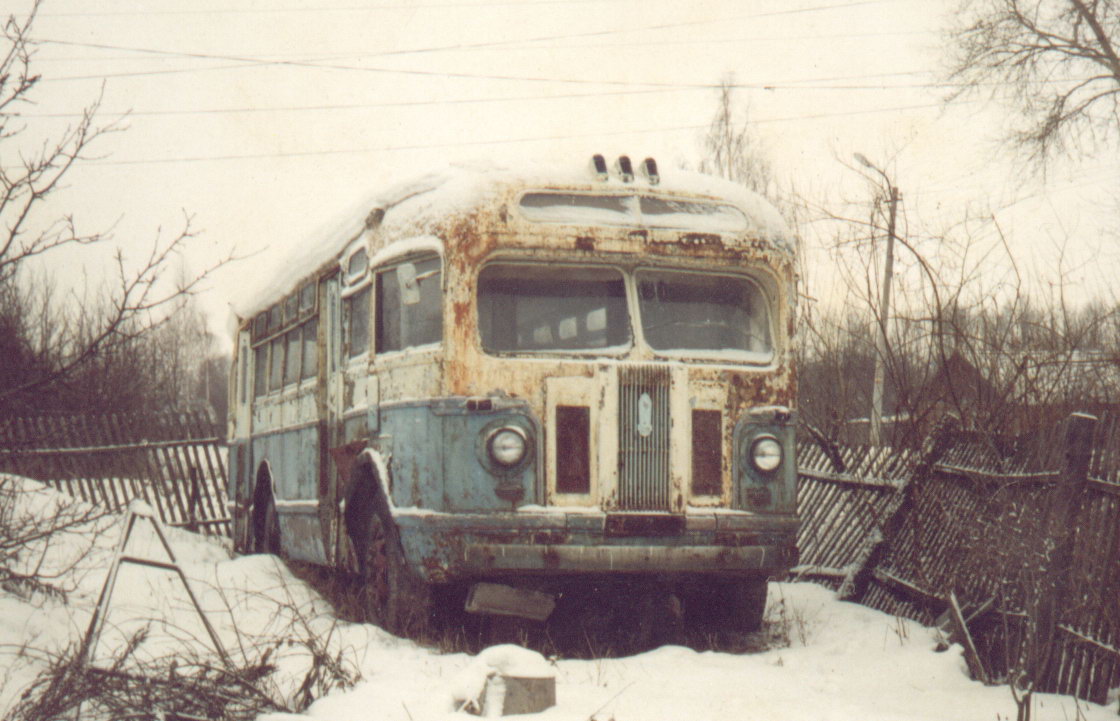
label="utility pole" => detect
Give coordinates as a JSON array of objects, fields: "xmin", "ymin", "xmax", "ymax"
[{"xmin": 854, "ymin": 154, "xmax": 901, "ymax": 446}]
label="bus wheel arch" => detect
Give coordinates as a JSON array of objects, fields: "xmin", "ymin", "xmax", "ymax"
[
  {"xmin": 251, "ymin": 460, "xmax": 281, "ymax": 556},
  {"xmin": 344, "ymin": 450, "xmax": 432, "ymax": 636}
]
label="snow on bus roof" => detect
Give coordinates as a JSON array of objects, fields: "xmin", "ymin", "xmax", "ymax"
[{"xmin": 229, "ymin": 157, "xmax": 793, "ymax": 325}]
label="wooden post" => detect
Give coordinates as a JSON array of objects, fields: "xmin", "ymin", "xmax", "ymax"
[
  {"xmin": 188, "ymin": 465, "xmax": 200, "ymax": 533},
  {"xmin": 1032, "ymin": 412, "xmax": 1095, "ymax": 690}
]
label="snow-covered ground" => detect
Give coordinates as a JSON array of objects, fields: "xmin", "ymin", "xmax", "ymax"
[{"xmin": 1, "ymin": 475, "xmax": 1115, "ymax": 721}]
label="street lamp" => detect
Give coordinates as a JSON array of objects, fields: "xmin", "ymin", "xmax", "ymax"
[{"xmin": 854, "ymin": 153, "xmax": 901, "ymax": 446}]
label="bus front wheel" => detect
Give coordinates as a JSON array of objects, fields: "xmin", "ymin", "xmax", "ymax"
[
  {"xmin": 681, "ymin": 576, "xmax": 768, "ymax": 635},
  {"xmin": 344, "ymin": 455, "xmax": 432, "ymax": 637}
]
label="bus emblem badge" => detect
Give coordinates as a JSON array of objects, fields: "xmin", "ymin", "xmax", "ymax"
[{"xmin": 637, "ymin": 392, "xmax": 653, "ymax": 437}]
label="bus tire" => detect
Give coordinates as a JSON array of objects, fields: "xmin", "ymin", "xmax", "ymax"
[
  {"xmin": 681, "ymin": 575, "xmax": 768, "ymax": 636},
  {"xmin": 251, "ymin": 462, "xmax": 281, "ymax": 556},
  {"xmin": 344, "ymin": 454, "xmax": 432, "ymax": 637},
  {"xmin": 730, "ymin": 578, "xmax": 768, "ymax": 634}
]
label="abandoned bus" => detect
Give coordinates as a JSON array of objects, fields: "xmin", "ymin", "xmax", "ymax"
[{"xmin": 228, "ymin": 155, "xmax": 798, "ymax": 635}]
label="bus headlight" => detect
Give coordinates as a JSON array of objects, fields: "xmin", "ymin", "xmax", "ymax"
[
  {"xmin": 750, "ymin": 435, "xmax": 783, "ymax": 473},
  {"xmin": 488, "ymin": 426, "xmax": 528, "ymax": 467}
]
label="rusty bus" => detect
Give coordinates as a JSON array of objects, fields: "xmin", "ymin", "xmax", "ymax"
[{"xmin": 228, "ymin": 155, "xmax": 798, "ymax": 637}]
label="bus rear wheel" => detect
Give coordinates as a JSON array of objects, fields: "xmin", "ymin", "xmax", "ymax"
[{"xmin": 251, "ymin": 464, "xmax": 281, "ymax": 556}]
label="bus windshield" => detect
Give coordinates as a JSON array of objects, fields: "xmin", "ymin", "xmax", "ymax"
[
  {"xmin": 636, "ymin": 270, "xmax": 771, "ymax": 357},
  {"xmin": 478, "ymin": 263, "xmax": 772, "ymax": 360},
  {"xmin": 478, "ymin": 264, "xmax": 631, "ymax": 352}
]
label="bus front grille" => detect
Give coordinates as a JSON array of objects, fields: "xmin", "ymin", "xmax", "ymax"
[{"xmin": 617, "ymin": 365, "xmax": 671, "ymax": 510}]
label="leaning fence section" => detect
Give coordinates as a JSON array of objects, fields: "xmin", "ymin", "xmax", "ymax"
[
  {"xmin": 797, "ymin": 415, "xmax": 1120, "ymax": 707},
  {"xmin": 0, "ymin": 411, "xmax": 230, "ymax": 537}
]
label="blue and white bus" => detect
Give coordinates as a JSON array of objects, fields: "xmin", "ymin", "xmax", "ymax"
[{"xmin": 228, "ymin": 155, "xmax": 799, "ymax": 636}]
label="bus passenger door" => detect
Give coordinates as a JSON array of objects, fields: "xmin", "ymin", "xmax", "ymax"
[
  {"xmin": 319, "ymin": 273, "xmax": 346, "ymax": 566},
  {"xmin": 232, "ymin": 329, "xmax": 253, "ymax": 551}
]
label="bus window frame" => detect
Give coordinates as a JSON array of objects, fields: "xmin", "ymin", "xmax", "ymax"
[
  {"xmin": 373, "ymin": 252, "xmax": 444, "ymax": 358},
  {"xmin": 342, "ymin": 282, "xmax": 372, "ymax": 360},
  {"xmin": 248, "ymin": 278, "xmax": 324, "ymax": 399},
  {"xmin": 475, "ymin": 260, "xmax": 633, "ymax": 359},
  {"xmin": 473, "ymin": 260, "xmax": 779, "ymax": 365},
  {"xmin": 631, "ymin": 266, "xmax": 778, "ymax": 365}
]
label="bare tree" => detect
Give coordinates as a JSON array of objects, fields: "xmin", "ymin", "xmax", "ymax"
[
  {"xmin": 698, "ymin": 76, "xmax": 776, "ymax": 198},
  {"xmin": 0, "ymin": 1, "xmax": 231, "ymax": 414},
  {"xmin": 947, "ymin": 0, "xmax": 1120, "ymax": 165}
]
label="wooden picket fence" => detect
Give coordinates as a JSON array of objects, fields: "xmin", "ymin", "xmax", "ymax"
[
  {"xmin": 796, "ymin": 415, "xmax": 1120, "ymax": 707},
  {"xmin": 0, "ymin": 410, "xmax": 230, "ymax": 536}
]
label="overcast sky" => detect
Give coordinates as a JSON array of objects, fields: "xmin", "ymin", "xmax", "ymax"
[{"xmin": 14, "ymin": 0, "xmax": 1120, "ymax": 351}]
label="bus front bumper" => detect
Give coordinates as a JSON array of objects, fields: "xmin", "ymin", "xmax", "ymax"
[{"xmin": 393, "ymin": 509, "xmax": 799, "ymax": 583}]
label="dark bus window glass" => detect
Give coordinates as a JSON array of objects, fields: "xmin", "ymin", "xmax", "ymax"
[
  {"xmin": 636, "ymin": 271, "xmax": 771, "ymax": 358},
  {"xmin": 284, "ymin": 328, "xmax": 301, "ymax": 385},
  {"xmin": 269, "ymin": 304, "xmax": 282, "ymax": 332},
  {"xmin": 301, "ymin": 317, "xmax": 318, "ymax": 379},
  {"xmin": 299, "ymin": 282, "xmax": 315, "ymax": 313},
  {"xmin": 284, "ymin": 293, "xmax": 299, "ymax": 324},
  {"xmin": 346, "ymin": 286, "xmax": 371, "ymax": 358},
  {"xmin": 556, "ymin": 405, "xmax": 591, "ymax": 494},
  {"xmin": 691, "ymin": 409, "xmax": 723, "ymax": 495},
  {"xmin": 347, "ymin": 247, "xmax": 368, "ymax": 281},
  {"xmin": 239, "ymin": 351, "xmax": 248, "ymax": 404},
  {"xmin": 254, "ymin": 345, "xmax": 268, "ymax": 398},
  {"xmin": 478, "ymin": 264, "xmax": 630, "ymax": 353},
  {"xmin": 376, "ymin": 256, "xmax": 442, "ymax": 353},
  {"xmin": 269, "ymin": 337, "xmax": 284, "ymax": 391}
]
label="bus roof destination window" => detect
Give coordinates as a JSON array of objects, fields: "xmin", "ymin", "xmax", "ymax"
[
  {"xmin": 638, "ymin": 197, "xmax": 747, "ymax": 232},
  {"xmin": 519, "ymin": 193, "xmax": 634, "ymax": 226},
  {"xmin": 636, "ymin": 270, "xmax": 772, "ymax": 360},
  {"xmin": 478, "ymin": 263, "xmax": 630, "ymax": 354}
]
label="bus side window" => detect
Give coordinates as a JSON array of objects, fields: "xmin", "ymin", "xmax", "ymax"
[
  {"xmin": 301, "ymin": 317, "xmax": 318, "ymax": 379},
  {"xmin": 345, "ymin": 286, "xmax": 371, "ymax": 358},
  {"xmin": 269, "ymin": 336, "xmax": 284, "ymax": 391},
  {"xmin": 284, "ymin": 327, "xmax": 301, "ymax": 385},
  {"xmin": 254, "ymin": 344, "xmax": 268, "ymax": 398},
  {"xmin": 376, "ymin": 256, "xmax": 441, "ymax": 353}
]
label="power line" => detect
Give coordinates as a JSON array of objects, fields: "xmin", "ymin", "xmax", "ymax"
[
  {"xmin": 36, "ymin": 0, "xmax": 914, "ymax": 88},
  {"xmin": 47, "ymin": 62, "xmax": 272, "ymax": 83},
  {"xmin": 36, "ymin": 48, "xmax": 1042, "ymax": 92},
  {"xmin": 87, "ymin": 99, "xmax": 976, "ymax": 167},
  {"xmin": 318, "ymin": 0, "xmax": 907, "ymax": 60},
  {"xmin": 34, "ymin": 0, "xmax": 633, "ymax": 16},
  {"xmin": 33, "ymin": 30, "xmax": 936, "ymax": 65},
  {"xmin": 36, "ymin": 36, "xmax": 717, "ymax": 88},
  {"xmin": 24, "ymin": 87, "xmax": 700, "ymax": 118}
]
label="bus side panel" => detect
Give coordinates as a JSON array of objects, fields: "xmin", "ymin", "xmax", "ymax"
[
  {"xmin": 377, "ymin": 402, "xmax": 537, "ymax": 513},
  {"xmin": 438, "ymin": 407, "xmax": 537, "ymax": 511},
  {"xmin": 251, "ymin": 424, "xmax": 328, "ymax": 564},
  {"xmin": 379, "ymin": 404, "xmax": 444, "ymax": 511}
]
